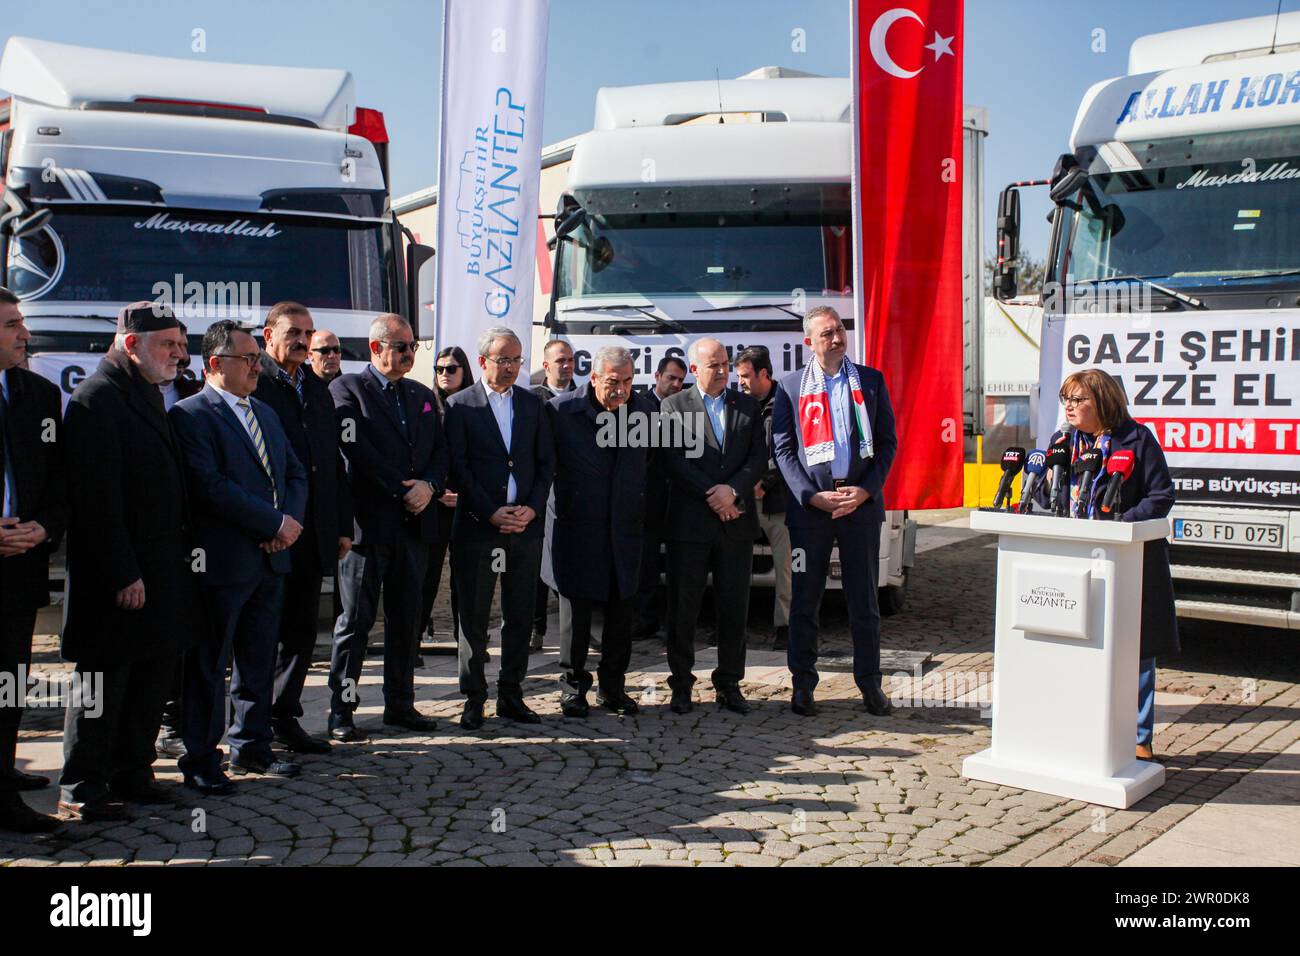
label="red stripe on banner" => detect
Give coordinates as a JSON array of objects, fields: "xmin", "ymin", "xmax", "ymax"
[
  {"xmin": 854, "ymin": 0, "xmax": 964, "ymax": 510},
  {"xmin": 1137, "ymin": 417, "xmax": 1300, "ymax": 455}
]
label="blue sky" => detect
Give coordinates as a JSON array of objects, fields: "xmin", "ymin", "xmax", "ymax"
[{"xmin": 1, "ymin": 0, "xmax": 1292, "ymax": 259}]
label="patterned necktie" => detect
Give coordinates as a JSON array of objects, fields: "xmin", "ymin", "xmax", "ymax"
[{"xmin": 237, "ymin": 398, "xmax": 279, "ymax": 508}]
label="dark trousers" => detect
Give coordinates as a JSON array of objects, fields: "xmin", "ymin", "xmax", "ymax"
[
  {"xmin": 159, "ymin": 656, "xmax": 183, "ymax": 737},
  {"xmin": 60, "ymin": 653, "xmax": 174, "ymax": 803},
  {"xmin": 179, "ymin": 573, "xmax": 285, "ymax": 778},
  {"xmin": 453, "ymin": 533, "xmax": 542, "ymax": 703},
  {"xmin": 329, "ymin": 533, "xmax": 429, "ymax": 718},
  {"xmin": 421, "ymin": 507, "xmax": 459, "ymax": 639},
  {"xmin": 558, "ymin": 587, "xmax": 633, "ymax": 700},
  {"xmin": 633, "ymin": 523, "xmax": 666, "ymax": 629},
  {"xmin": 533, "ymin": 579, "xmax": 552, "ymax": 637},
  {"xmin": 272, "ymin": 542, "xmax": 324, "ymax": 724},
  {"xmin": 788, "ymin": 518, "xmax": 882, "ymax": 695},
  {"xmin": 0, "ymin": 609, "xmax": 36, "ymax": 788},
  {"xmin": 665, "ymin": 535, "xmax": 752, "ymax": 692}
]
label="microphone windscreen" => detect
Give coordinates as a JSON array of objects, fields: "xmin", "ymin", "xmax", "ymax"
[
  {"xmin": 1023, "ymin": 449, "xmax": 1047, "ymax": 476},
  {"xmin": 1106, "ymin": 448, "xmax": 1136, "ymax": 478},
  {"xmin": 1000, "ymin": 447, "xmax": 1027, "ymax": 474},
  {"xmin": 1074, "ymin": 448, "xmax": 1104, "ymax": 474},
  {"xmin": 1044, "ymin": 446, "xmax": 1069, "ymax": 471}
]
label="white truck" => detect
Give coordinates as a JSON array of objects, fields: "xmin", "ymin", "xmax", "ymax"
[
  {"xmin": 0, "ymin": 36, "xmax": 432, "ymax": 393},
  {"xmin": 544, "ymin": 73, "xmax": 989, "ymax": 607},
  {"xmin": 994, "ymin": 13, "xmax": 1300, "ymax": 629}
]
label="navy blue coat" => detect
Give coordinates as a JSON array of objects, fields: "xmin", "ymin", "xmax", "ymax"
[
  {"xmin": 170, "ymin": 385, "xmax": 308, "ymax": 586},
  {"xmin": 771, "ymin": 363, "xmax": 897, "ymax": 528},
  {"xmin": 329, "ymin": 368, "xmax": 448, "ymax": 547},
  {"xmin": 542, "ymin": 386, "xmax": 648, "ymax": 601},
  {"xmin": 444, "ymin": 382, "xmax": 554, "ymax": 542}
]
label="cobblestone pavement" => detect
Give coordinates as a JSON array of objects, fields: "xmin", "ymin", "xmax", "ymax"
[{"xmin": 5, "ymin": 512, "xmax": 1298, "ymax": 867}]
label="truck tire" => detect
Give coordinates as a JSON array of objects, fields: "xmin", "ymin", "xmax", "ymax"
[{"xmin": 878, "ymin": 571, "xmax": 907, "ymax": 616}]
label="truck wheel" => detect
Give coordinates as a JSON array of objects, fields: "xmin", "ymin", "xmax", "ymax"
[{"xmin": 878, "ymin": 572, "xmax": 907, "ymax": 616}]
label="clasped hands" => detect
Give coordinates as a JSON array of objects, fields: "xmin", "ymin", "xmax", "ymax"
[
  {"xmin": 810, "ymin": 485, "xmax": 870, "ymax": 519},
  {"xmin": 489, "ymin": 504, "xmax": 536, "ymax": 533},
  {"xmin": 0, "ymin": 517, "xmax": 46, "ymax": 557},
  {"xmin": 706, "ymin": 484, "xmax": 740, "ymax": 522}
]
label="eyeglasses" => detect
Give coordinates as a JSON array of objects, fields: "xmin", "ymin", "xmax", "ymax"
[
  {"xmin": 311, "ymin": 346, "xmax": 342, "ymax": 356},
  {"xmin": 215, "ymin": 353, "xmax": 261, "ymax": 369},
  {"xmin": 485, "ymin": 356, "xmax": 523, "ymax": 368},
  {"xmin": 380, "ymin": 340, "xmax": 417, "ymax": 354},
  {"xmin": 436, "ymin": 364, "xmax": 461, "ymax": 374},
  {"xmin": 1059, "ymin": 394, "xmax": 1091, "ymax": 408}
]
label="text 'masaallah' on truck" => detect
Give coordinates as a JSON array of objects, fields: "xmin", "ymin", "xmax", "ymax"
[
  {"xmin": 0, "ymin": 36, "xmax": 433, "ymax": 397},
  {"xmin": 994, "ymin": 13, "xmax": 1300, "ymax": 630}
]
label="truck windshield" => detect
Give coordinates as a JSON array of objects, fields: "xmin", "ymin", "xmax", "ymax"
[
  {"xmin": 1061, "ymin": 150, "xmax": 1300, "ymax": 285},
  {"xmin": 555, "ymin": 210, "xmax": 853, "ymax": 301},
  {"xmin": 7, "ymin": 206, "xmax": 393, "ymax": 312}
]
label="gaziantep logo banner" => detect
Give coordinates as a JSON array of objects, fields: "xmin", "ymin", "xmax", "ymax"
[
  {"xmin": 434, "ymin": 0, "xmax": 549, "ymax": 364},
  {"xmin": 852, "ymin": 0, "xmax": 964, "ymax": 509}
]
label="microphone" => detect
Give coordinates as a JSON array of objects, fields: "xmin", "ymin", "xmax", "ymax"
[
  {"xmin": 1045, "ymin": 431, "xmax": 1072, "ymax": 516},
  {"xmin": 1073, "ymin": 448, "xmax": 1104, "ymax": 517},
  {"xmin": 990, "ymin": 447, "xmax": 1026, "ymax": 511},
  {"xmin": 1099, "ymin": 449, "xmax": 1136, "ymax": 518},
  {"xmin": 1017, "ymin": 449, "xmax": 1047, "ymax": 513}
]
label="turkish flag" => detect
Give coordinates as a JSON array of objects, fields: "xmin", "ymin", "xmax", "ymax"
[{"xmin": 852, "ymin": 0, "xmax": 964, "ymax": 510}]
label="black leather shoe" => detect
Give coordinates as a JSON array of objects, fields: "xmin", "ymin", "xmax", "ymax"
[
  {"xmin": 328, "ymin": 715, "xmax": 369, "ymax": 743},
  {"xmin": 183, "ymin": 771, "xmax": 236, "ymax": 796},
  {"xmin": 382, "ymin": 708, "xmax": 438, "ymax": 733},
  {"xmin": 773, "ymin": 625, "xmax": 789, "ymax": 651},
  {"xmin": 863, "ymin": 684, "xmax": 894, "ymax": 716},
  {"xmin": 274, "ymin": 720, "xmax": 332, "ymax": 754},
  {"xmin": 560, "ymin": 695, "xmax": 589, "ymax": 718},
  {"xmin": 791, "ymin": 689, "xmax": 818, "ymax": 717},
  {"xmin": 0, "ymin": 793, "xmax": 59, "ymax": 833},
  {"xmin": 716, "ymin": 686, "xmax": 751, "ymax": 715},
  {"xmin": 670, "ymin": 689, "xmax": 693, "ymax": 714},
  {"xmin": 58, "ymin": 798, "xmax": 128, "ymax": 822},
  {"xmin": 460, "ymin": 700, "xmax": 485, "ymax": 731},
  {"xmin": 597, "ymin": 689, "xmax": 639, "ymax": 714},
  {"xmin": 1, "ymin": 768, "xmax": 50, "ymax": 792},
  {"xmin": 230, "ymin": 755, "xmax": 302, "ymax": 778},
  {"xmin": 110, "ymin": 781, "xmax": 181, "ymax": 805},
  {"xmin": 496, "ymin": 695, "xmax": 542, "ymax": 724}
]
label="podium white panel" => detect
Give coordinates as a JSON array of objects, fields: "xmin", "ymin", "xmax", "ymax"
[{"xmin": 962, "ymin": 512, "xmax": 1171, "ymax": 809}]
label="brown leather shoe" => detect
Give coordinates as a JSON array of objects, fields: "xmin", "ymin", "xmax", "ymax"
[{"xmin": 1136, "ymin": 743, "xmax": 1155, "ymax": 760}]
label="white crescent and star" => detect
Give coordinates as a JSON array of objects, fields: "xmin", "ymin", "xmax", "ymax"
[
  {"xmin": 804, "ymin": 401, "xmax": 825, "ymax": 425},
  {"xmin": 868, "ymin": 7, "xmax": 954, "ymax": 79}
]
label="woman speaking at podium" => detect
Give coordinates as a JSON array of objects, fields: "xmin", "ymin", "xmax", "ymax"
[{"xmin": 1057, "ymin": 368, "xmax": 1179, "ymax": 761}]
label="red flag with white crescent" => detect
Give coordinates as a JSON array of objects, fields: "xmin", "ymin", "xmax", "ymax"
[{"xmin": 852, "ymin": 0, "xmax": 964, "ymax": 510}]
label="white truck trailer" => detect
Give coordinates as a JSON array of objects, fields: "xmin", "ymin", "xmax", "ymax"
[{"xmin": 994, "ymin": 13, "xmax": 1300, "ymax": 629}]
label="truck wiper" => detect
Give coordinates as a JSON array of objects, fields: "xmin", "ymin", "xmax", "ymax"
[
  {"xmin": 691, "ymin": 302, "xmax": 802, "ymax": 318},
  {"xmin": 1217, "ymin": 269, "xmax": 1300, "ymax": 283},
  {"xmin": 560, "ymin": 303, "xmax": 686, "ymax": 332},
  {"xmin": 1073, "ymin": 275, "xmax": 1205, "ymax": 310}
]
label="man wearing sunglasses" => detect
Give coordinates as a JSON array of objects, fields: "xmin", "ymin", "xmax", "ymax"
[
  {"xmin": 307, "ymin": 330, "xmax": 343, "ymax": 383},
  {"xmin": 328, "ymin": 314, "xmax": 448, "ymax": 740}
]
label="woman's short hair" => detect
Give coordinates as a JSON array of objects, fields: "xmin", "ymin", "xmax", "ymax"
[{"xmin": 1060, "ymin": 368, "xmax": 1132, "ymax": 432}]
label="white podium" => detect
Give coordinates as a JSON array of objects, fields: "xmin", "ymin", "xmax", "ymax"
[{"xmin": 962, "ymin": 511, "xmax": 1171, "ymax": 809}]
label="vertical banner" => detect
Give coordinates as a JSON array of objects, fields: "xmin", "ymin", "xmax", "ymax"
[
  {"xmin": 435, "ymin": 0, "xmax": 550, "ymax": 365},
  {"xmin": 852, "ymin": 0, "xmax": 964, "ymax": 509}
]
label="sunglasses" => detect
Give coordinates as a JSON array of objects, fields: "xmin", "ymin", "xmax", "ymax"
[
  {"xmin": 381, "ymin": 340, "xmax": 417, "ymax": 355},
  {"xmin": 312, "ymin": 346, "xmax": 342, "ymax": 356},
  {"xmin": 436, "ymin": 363, "xmax": 461, "ymax": 374}
]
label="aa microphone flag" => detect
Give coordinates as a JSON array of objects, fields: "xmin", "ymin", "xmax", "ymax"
[
  {"xmin": 851, "ymin": 0, "xmax": 964, "ymax": 509},
  {"xmin": 434, "ymin": 0, "xmax": 550, "ymax": 366}
]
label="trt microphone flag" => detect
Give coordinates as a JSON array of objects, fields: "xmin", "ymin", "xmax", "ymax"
[
  {"xmin": 434, "ymin": 0, "xmax": 550, "ymax": 366},
  {"xmin": 850, "ymin": 0, "xmax": 964, "ymax": 509}
]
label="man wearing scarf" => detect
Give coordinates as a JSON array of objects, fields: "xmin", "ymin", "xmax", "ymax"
[{"xmin": 772, "ymin": 306, "xmax": 897, "ymax": 718}]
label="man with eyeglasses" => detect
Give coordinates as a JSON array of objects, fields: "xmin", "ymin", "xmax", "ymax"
[
  {"xmin": 328, "ymin": 314, "xmax": 448, "ymax": 740},
  {"xmin": 528, "ymin": 339, "xmax": 576, "ymax": 652},
  {"xmin": 170, "ymin": 320, "xmax": 309, "ymax": 793},
  {"xmin": 307, "ymin": 330, "xmax": 343, "ymax": 383},
  {"xmin": 444, "ymin": 326, "xmax": 554, "ymax": 731},
  {"xmin": 256, "ymin": 302, "xmax": 353, "ymax": 755}
]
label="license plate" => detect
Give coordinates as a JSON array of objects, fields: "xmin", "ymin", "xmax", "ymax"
[{"xmin": 1172, "ymin": 518, "xmax": 1286, "ymax": 550}]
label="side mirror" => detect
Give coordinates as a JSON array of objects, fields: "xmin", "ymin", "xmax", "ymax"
[
  {"xmin": 1049, "ymin": 166, "xmax": 1090, "ymax": 204},
  {"xmin": 553, "ymin": 193, "xmax": 586, "ymax": 240},
  {"xmin": 994, "ymin": 185, "xmax": 1020, "ymax": 301},
  {"xmin": 405, "ymin": 242, "xmax": 434, "ymax": 338}
]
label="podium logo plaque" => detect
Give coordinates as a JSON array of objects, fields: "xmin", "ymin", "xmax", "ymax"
[{"xmin": 1012, "ymin": 565, "xmax": 1091, "ymax": 640}]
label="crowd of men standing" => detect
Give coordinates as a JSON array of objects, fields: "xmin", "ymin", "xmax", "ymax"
[{"xmin": 0, "ymin": 287, "xmax": 896, "ymax": 834}]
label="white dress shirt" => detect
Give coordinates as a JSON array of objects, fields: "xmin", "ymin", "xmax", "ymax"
[
  {"xmin": 208, "ymin": 382, "xmax": 259, "ymax": 443},
  {"xmin": 482, "ymin": 379, "xmax": 518, "ymax": 503}
]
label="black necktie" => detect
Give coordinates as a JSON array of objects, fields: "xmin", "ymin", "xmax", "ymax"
[{"xmin": 387, "ymin": 381, "xmax": 409, "ymax": 439}]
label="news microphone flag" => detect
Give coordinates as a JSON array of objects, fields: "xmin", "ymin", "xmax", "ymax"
[
  {"xmin": 850, "ymin": 0, "xmax": 964, "ymax": 510},
  {"xmin": 1073, "ymin": 448, "xmax": 1104, "ymax": 518},
  {"xmin": 1046, "ymin": 430, "xmax": 1071, "ymax": 516},
  {"xmin": 1017, "ymin": 448, "xmax": 1046, "ymax": 513},
  {"xmin": 434, "ymin": 0, "xmax": 550, "ymax": 367},
  {"xmin": 1099, "ymin": 448, "xmax": 1137, "ymax": 516},
  {"xmin": 990, "ymin": 446, "xmax": 1025, "ymax": 511}
]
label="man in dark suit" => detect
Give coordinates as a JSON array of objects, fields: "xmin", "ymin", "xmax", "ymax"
[
  {"xmin": 445, "ymin": 327, "xmax": 554, "ymax": 730},
  {"xmin": 632, "ymin": 355, "xmax": 687, "ymax": 640},
  {"xmin": 258, "ymin": 302, "xmax": 353, "ymax": 754},
  {"xmin": 528, "ymin": 339, "xmax": 576, "ymax": 652},
  {"xmin": 660, "ymin": 338, "xmax": 766, "ymax": 715},
  {"xmin": 772, "ymin": 306, "xmax": 898, "ymax": 718},
  {"xmin": 543, "ymin": 347, "xmax": 647, "ymax": 717},
  {"xmin": 328, "ymin": 314, "xmax": 447, "ymax": 740},
  {"xmin": 60, "ymin": 302, "xmax": 196, "ymax": 820},
  {"xmin": 171, "ymin": 321, "xmax": 308, "ymax": 792},
  {"xmin": 0, "ymin": 289, "xmax": 65, "ymax": 832}
]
